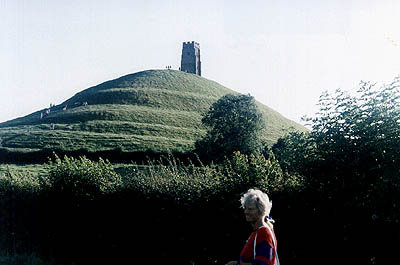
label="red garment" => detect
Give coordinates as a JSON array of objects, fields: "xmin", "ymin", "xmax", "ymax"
[{"xmin": 240, "ymin": 226, "xmax": 277, "ymax": 265}]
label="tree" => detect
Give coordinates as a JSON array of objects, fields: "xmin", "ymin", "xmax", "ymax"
[
  {"xmin": 195, "ymin": 94, "xmax": 265, "ymax": 161},
  {"xmin": 272, "ymin": 77, "xmax": 400, "ymax": 264},
  {"xmin": 275, "ymin": 78, "xmax": 400, "ymax": 187}
]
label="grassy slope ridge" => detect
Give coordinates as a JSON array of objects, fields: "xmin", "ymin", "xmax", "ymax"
[{"xmin": 0, "ymin": 70, "xmax": 306, "ymax": 156}]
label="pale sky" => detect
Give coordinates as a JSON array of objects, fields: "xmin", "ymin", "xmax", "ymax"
[{"xmin": 1, "ymin": 0, "xmax": 400, "ymax": 125}]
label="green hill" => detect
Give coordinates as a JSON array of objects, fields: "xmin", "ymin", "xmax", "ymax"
[{"xmin": 0, "ymin": 70, "xmax": 306, "ymax": 161}]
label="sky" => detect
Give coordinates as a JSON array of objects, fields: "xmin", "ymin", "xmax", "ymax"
[{"xmin": 1, "ymin": 0, "xmax": 400, "ymax": 126}]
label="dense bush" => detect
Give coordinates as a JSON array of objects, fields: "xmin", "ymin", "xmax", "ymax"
[
  {"xmin": 220, "ymin": 151, "xmax": 303, "ymax": 194},
  {"xmin": 273, "ymin": 78, "xmax": 400, "ymax": 264},
  {"xmin": 123, "ymin": 151, "xmax": 302, "ymax": 204},
  {"xmin": 0, "ymin": 169, "xmax": 41, "ymax": 259},
  {"xmin": 43, "ymin": 154, "xmax": 122, "ymax": 198},
  {"xmin": 117, "ymin": 152, "xmax": 301, "ymax": 264},
  {"xmin": 0, "ymin": 168, "xmax": 41, "ymax": 196},
  {"xmin": 123, "ymin": 154, "xmax": 220, "ymax": 203},
  {"xmin": 0, "ymin": 152, "xmax": 302, "ymax": 265}
]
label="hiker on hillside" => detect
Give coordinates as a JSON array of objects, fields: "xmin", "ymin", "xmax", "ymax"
[{"xmin": 225, "ymin": 188, "xmax": 280, "ymax": 265}]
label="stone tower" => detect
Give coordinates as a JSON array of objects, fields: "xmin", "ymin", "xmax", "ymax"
[{"xmin": 180, "ymin": 41, "xmax": 201, "ymax": 76}]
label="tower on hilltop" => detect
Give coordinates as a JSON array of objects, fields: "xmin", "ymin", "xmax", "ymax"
[{"xmin": 180, "ymin": 41, "xmax": 201, "ymax": 76}]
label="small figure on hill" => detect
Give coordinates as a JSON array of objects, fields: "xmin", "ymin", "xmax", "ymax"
[
  {"xmin": 63, "ymin": 105, "xmax": 68, "ymax": 111},
  {"xmin": 50, "ymin": 123, "xmax": 55, "ymax": 130},
  {"xmin": 82, "ymin": 101, "xmax": 88, "ymax": 106},
  {"xmin": 41, "ymin": 108, "xmax": 51, "ymax": 119},
  {"xmin": 225, "ymin": 188, "xmax": 280, "ymax": 265}
]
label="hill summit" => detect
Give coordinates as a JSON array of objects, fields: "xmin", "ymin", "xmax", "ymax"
[{"xmin": 0, "ymin": 70, "xmax": 306, "ymax": 160}]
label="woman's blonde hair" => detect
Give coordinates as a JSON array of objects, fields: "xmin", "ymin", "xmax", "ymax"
[{"xmin": 240, "ymin": 188, "xmax": 272, "ymax": 218}]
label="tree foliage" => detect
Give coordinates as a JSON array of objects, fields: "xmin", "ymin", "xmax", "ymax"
[
  {"xmin": 195, "ymin": 93, "xmax": 265, "ymax": 161},
  {"xmin": 273, "ymin": 77, "xmax": 400, "ymax": 263},
  {"xmin": 275, "ymin": 78, "xmax": 400, "ymax": 201}
]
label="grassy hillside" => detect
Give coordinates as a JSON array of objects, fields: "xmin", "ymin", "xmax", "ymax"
[{"xmin": 0, "ymin": 70, "xmax": 306, "ymax": 161}]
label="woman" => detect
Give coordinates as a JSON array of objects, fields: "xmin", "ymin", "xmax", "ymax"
[{"xmin": 226, "ymin": 188, "xmax": 279, "ymax": 265}]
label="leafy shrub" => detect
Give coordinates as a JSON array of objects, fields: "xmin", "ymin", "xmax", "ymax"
[
  {"xmin": 0, "ymin": 168, "xmax": 41, "ymax": 196},
  {"xmin": 272, "ymin": 77, "xmax": 400, "ymax": 264},
  {"xmin": 0, "ymin": 169, "xmax": 41, "ymax": 259},
  {"xmin": 118, "ymin": 152, "xmax": 301, "ymax": 264},
  {"xmin": 124, "ymin": 151, "xmax": 302, "ymax": 204},
  {"xmin": 0, "ymin": 152, "xmax": 303, "ymax": 265},
  {"xmin": 274, "ymin": 78, "xmax": 400, "ymax": 219},
  {"xmin": 123, "ymin": 154, "xmax": 222, "ymax": 203},
  {"xmin": 43, "ymin": 154, "xmax": 122, "ymax": 199},
  {"xmin": 220, "ymin": 151, "xmax": 303, "ymax": 194}
]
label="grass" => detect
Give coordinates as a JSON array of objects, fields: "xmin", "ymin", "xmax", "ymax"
[
  {"xmin": 0, "ymin": 163, "xmax": 47, "ymax": 177},
  {"xmin": 0, "ymin": 69, "xmax": 307, "ymax": 160},
  {"xmin": 0, "ymin": 127, "xmax": 195, "ymax": 152}
]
